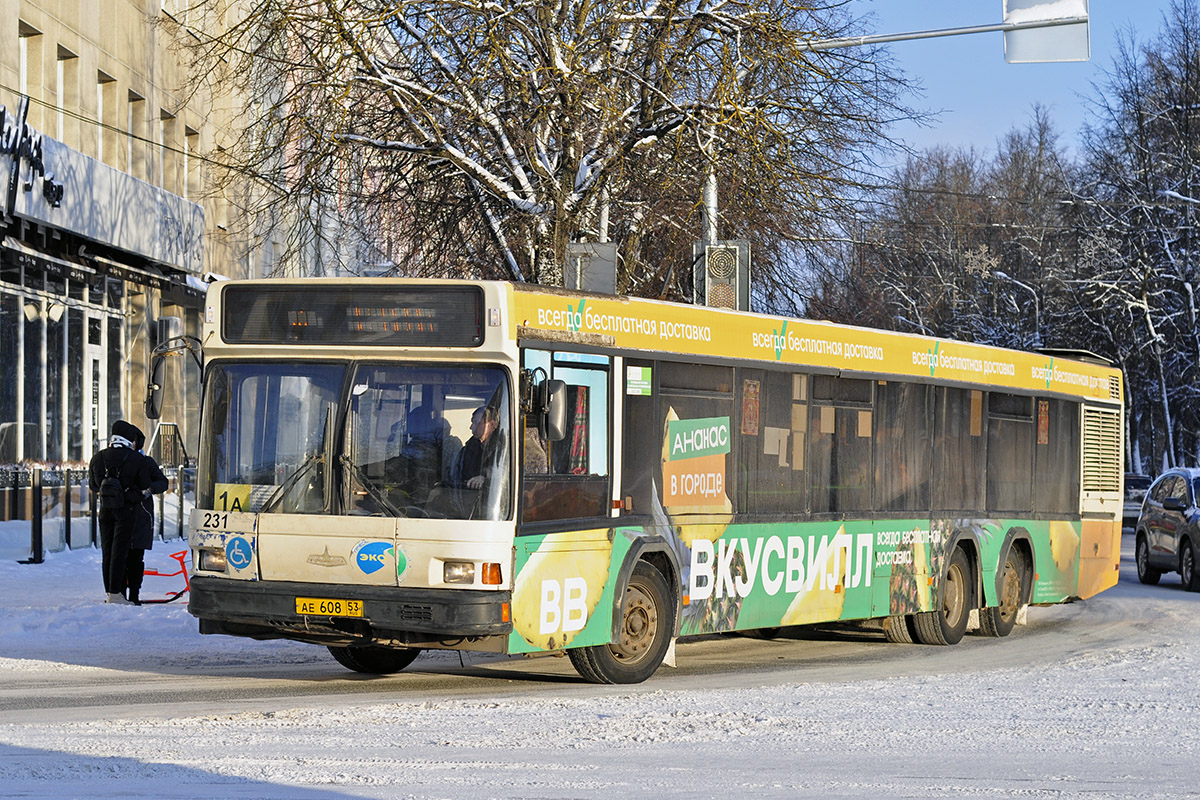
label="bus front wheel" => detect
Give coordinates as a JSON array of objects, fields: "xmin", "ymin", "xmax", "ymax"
[
  {"xmin": 568, "ymin": 562, "xmax": 675, "ymax": 684},
  {"xmin": 914, "ymin": 547, "xmax": 971, "ymax": 646},
  {"xmin": 328, "ymin": 644, "xmax": 422, "ymax": 674}
]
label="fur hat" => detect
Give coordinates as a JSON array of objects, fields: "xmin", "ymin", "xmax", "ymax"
[{"xmin": 111, "ymin": 420, "xmax": 144, "ymax": 444}]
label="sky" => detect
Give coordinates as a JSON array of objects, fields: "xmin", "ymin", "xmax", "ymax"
[
  {"xmin": 852, "ymin": 0, "xmax": 1177, "ymax": 159},
  {"xmin": 3, "ymin": 532, "xmax": 1200, "ymax": 797}
]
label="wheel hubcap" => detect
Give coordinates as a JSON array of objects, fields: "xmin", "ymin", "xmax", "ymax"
[
  {"xmin": 1184, "ymin": 549, "xmax": 1194, "ymax": 583},
  {"xmin": 611, "ymin": 583, "xmax": 657, "ymax": 665},
  {"xmin": 944, "ymin": 563, "xmax": 965, "ymax": 627},
  {"xmin": 998, "ymin": 559, "xmax": 1021, "ymax": 623}
]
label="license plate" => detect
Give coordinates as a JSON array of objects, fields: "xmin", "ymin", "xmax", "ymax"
[{"xmin": 295, "ymin": 597, "xmax": 364, "ymax": 617}]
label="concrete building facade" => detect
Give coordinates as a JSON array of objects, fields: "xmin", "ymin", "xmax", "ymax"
[{"xmin": 0, "ymin": 1, "xmax": 253, "ymax": 467}]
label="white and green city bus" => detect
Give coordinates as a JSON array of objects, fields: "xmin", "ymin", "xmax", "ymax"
[{"xmin": 150, "ymin": 279, "xmax": 1124, "ymax": 684}]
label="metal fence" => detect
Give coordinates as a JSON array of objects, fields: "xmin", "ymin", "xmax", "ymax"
[{"xmin": 1, "ymin": 467, "xmax": 196, "ymax": 563}]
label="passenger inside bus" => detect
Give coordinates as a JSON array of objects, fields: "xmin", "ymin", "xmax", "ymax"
[
  {"xmin": 390, "ymin": 404, "xmax": 448, "ymax": 508},
  {"xmin": 427, "ymin": 405, "xmax": 505, "ymax": 518},
  {"xmin": 459, "ymin": 406, "xmax": 493, "ymax": 488}
]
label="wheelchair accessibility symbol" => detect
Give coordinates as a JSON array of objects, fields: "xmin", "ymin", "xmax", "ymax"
[{"xmin": 226, "ymin": 536, "xmax": 253, "ymax": 570}]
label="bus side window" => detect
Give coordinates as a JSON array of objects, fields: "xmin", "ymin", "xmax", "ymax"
[
  {"xmin": 1033, "ymin": 398, "xmax": 1079, "ymax": 515},
  {"xmin": 738, "ymin": 369, "xmax": 807, "ymax": 516},
  {"xmin": 522, "ymin": 413, "xmax": 548, "ymax": 473},
  {"xmin": 934, "ymin": 387, "xmax": 986, "ymax": 513},
  {"xmin": 621, "ymin": 358, "xmax": 657, "ymax": 515},
  {"xmin": 809, "ymin": 375, "xmax": 873, "ymax": 514},
  {"xmin": 986, "ymin": 392, "xmax": 1035, "ymax": 514},
  {"xmin": 657, "ymin": 361, "xmax": 734, "ymax": 519},
  {"xmin": 874, "ymin": 381, "xmax": 932, "ymax": 515},
  {"xmin": 520, "ymin": 349, "xmax": 611, "ymax": 523}
]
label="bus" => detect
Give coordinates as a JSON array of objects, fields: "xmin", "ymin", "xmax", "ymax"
[{"xmin": 150, "ymin": 279, "xmax": 1124, "ymax": 684}]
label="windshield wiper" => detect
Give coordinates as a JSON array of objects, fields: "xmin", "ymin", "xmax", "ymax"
[
  {"xmin": 339, "ymin": 454, "xmax": 402, "ymax": 516},
  {"xmin": 261, "ymin": 451, "xmax": 324, "ymax": 513}
]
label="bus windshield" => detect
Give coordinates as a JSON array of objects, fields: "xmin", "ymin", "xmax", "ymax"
[
  {"xmin": 344, "ymin": 363, "xmax": 511, "ymax": 520},
  {"xmin": 199, "ymin": 361, "xmax": 512, "ymax": 520},
  {"xmin": 201, "ymin": 362, "xmax": 345, "ymax": 514}
]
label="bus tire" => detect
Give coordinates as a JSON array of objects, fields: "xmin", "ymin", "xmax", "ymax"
[
  {"xmin": 980, "ymin": 548, "xmax": 1026, "ymax": 638},
  {"xmin": 1180, "ymin": 538, "xmax": 1200, "ymax": 592},
  {"xmin": 568, "ymin": 561, "xmax": 675, "ymax": 684},
  {"xmin": 1135, "ymin": 534, "xmax": 1161, "ymax": 585},
  {"xmin": 327, "ymin": 644, "xmax": 422, "ymax": 674},
  {"xmin": 913, "ymin": 547, "xmax": 971, "ymax": 646},
  {"xmin": 883, "ymin": 614, "xmax": 917, "ymax": 643}
]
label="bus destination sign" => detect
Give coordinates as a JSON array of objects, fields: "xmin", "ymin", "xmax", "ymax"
[{"xmin": 222, "ymin": 285, "xmax": 484, "ymax": 347}]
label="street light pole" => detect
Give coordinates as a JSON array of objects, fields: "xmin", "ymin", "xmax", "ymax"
[
  {"xmin": 797, "ymin": 15, "xmax": 1089, "ymax": 53},
  {"xmin": 994, "ymin": 270, "xmax": 1041, "ymax": 349}
]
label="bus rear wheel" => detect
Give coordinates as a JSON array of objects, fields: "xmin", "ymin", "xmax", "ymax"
[
  {"xmin": 568, "ymin": 562, "xmax": 675, "ymax": 684},
  {"xmin": 883, "ymin": 614, "xmax": 917, "ymax": 643},
  {"xmin": 328, "ymin": 644, "xmax": 422, "ymax": 674},
  {"xmin": 914, "ymin": 547, "xmax": 971, "ymax": 646},
  {"xmin": 980, "ymin": 548, "xmax": 1026, "ymax": 638}
]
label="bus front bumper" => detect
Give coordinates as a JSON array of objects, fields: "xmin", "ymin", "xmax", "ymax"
[{"xmin": 188, "ymin": 575, "xmax": 512, "ymax": 648}]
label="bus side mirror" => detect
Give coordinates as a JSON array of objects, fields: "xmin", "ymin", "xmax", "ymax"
[
  {"xmin": 145, "ymin": 354, "xmax": 166, "ymax": 420},
  {"xmin": 144, "ymin": 335, "xmax": 204, "ymax": 421},
  {"xmin": 539, "ymin": 379, "xmax": 568, "ymax": 442}
]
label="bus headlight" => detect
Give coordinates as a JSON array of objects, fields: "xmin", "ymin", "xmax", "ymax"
[
  {"xmin": 443, "ymin": 561, "xmax": 475, "ymax": 584},
  {"xmin": 198, "ymin": 548, "xmax": 228, "ymax": 572}
]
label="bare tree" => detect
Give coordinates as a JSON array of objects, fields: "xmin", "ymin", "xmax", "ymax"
[
  {"xmin": 820, "ymin": 110, "xmax": 1074, "ymax": 352},
  {"xmin": 174, "ymin": 0, "xmax": 913, "ymax": 291},
  {"xmin": 1075, "ymin": 0, "xmax": 1200, "ymax": 470},
  {"xmin": 803, "ymin": 0, "xmax": 1200, "ymax": 474}
]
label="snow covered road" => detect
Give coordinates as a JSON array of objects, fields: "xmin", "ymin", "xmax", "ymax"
[{"xmin": 2, "ymin": 536, "xmax": 1199, "ymax": 798}]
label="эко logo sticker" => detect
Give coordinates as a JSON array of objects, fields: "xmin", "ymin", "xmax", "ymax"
[{"xmin": 352, "ymin": 541, "xmax": 394, "ymax": 575}]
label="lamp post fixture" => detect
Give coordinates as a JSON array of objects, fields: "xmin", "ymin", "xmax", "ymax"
[{"xmin": 994, "ymin": 270, "xmax": 1041, "ymax": 349}]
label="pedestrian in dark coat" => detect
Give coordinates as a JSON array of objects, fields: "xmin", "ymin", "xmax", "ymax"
[
  {"xmin": 87, "ymin": 420, "xmax": 161, "ymax": 605},
  {"xmin": 125, "ymin": 429, "xmax": 168, "ymax": 605}
]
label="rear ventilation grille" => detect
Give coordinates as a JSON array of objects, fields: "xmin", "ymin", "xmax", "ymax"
[
  {"xmin": 1109, "ymin": 375, "xmax": 1121, "ymax": 401},
  {"xmin": 1082, "ymin": 407, "xmax": 1122, "ymax": 494}
]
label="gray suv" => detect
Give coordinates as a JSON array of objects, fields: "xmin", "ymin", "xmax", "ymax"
[{"xmin": 1134, "ymin": 467, "xmax": 1200, "ymax": 591}]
